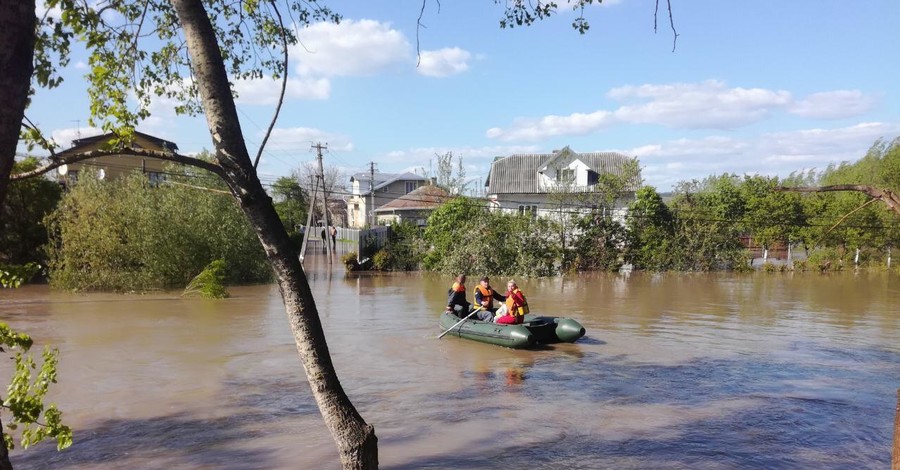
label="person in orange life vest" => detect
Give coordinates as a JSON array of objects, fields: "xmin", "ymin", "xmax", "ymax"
[
  {"xmin": 495, "ymin": 280, "xmax": 528, "ymax": 325},
  {"xmin": 446, "ymin": 275, "xmax": 472, "ymax": 319},
  {"xmin": 473, "ymin": 276, "xmax": 506, "ymax": 321}
]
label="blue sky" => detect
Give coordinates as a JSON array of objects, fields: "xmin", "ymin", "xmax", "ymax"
[{"xmin": 24, "ymin": 1, "xmax": 900, "ymax": 192}]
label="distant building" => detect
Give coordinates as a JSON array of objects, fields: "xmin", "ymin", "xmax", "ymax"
[
  {"xmin": 373, "ymin": 184, "xmax": 450, "ymax": 226},
  {"xmin": 345, "ymin": 171, "xmax": 430, "ymax": 228},
  {"xmin": 54, "ymin": 131, "xmax": 179, "ymax": 186},
  {"xmin": 485, "ymin": 146, "xmax": 640, "ymax": 221}
]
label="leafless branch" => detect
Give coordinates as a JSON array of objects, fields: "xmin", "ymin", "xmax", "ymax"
[
  {"xmin": 254, "ymin": 0, "xmax": 289, "ymax": 169},
  {"xmin": 812, "ymin": 197, "xmax": 879, "ymax": 247},
  {"xmin": 777, "ymin": 184, "xmax": 900, "ymax": 216},
  {"xmin": 9, "ymin": 148, "xmax": 224, "ymax": 181},
  {"xmin": 21, "ymin": 116, "xmax": 58, "ymax": 158},
  {"xmin": 415, "ymin": 0, "xmax": 438, "ymax": 67}
]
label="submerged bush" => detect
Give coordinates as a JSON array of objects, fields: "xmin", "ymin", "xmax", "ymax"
[
  {"xmin": 46, "ymin": 171, "xmax": 270, "ymax": 291},
  {"xmin": 182, "ymin": 259, "xmax": 229, "ymax": 298}
]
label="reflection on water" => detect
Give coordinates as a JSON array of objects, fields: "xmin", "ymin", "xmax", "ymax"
[{"xmin": 1, "ymin": 259, "xmax": 898, "ymax": 469}]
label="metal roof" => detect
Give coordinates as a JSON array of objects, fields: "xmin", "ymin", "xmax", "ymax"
[
  {"xmin": 374, "ymin": 185, "xmax": 450, "ymax": 212},
  {"xmin": 350, "ymin": 171, "xmax": 429, "ymax": 195},
  {"xmin": 486, "ymin": 147, "xmax": 639, "ymax": 194}
]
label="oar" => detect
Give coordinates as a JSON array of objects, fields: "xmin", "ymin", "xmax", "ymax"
[{"xmin": 437, "ymin": 306, "xmax": 484, "ymax": 339}]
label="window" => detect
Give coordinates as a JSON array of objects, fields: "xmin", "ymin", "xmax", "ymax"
[
  {"xmin": 587, "ymin": 170, "xmax": 599, "ymax": 185},
  {"xmin": 518, "ymin": 205, "xmax": 537, "ymax": 217},
  {"xmin": 67, "ymin": 170, "xmax": 79, "ymax": 185},
  {"xmin": 559, "ymin": 168, "xmax": 575, "ymax": 183},
  {"xmin": 405, "ymin": 181, "xmax": 417, "ymax": 193}
]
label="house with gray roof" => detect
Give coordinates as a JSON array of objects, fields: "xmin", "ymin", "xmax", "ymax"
[
  {"xmin": 484, "ymin": 146, "xmax": 641, "ymax": 220},
  {"xmin": 373, "ymin": 184, "xmax": 450, "ymax": 226},
  {"xmin": 345, "ymin": 171, "xmax": 430, "ymax": 228}
]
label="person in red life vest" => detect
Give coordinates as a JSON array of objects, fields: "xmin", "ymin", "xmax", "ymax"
[
  {"xmin": 495, "ymin": 280, "xmax": 529, "ymax": 325},
  {"xmin": 446, "ymin": 275, "xmax": 472, "ymax": 319},
  {"xmin": 473, "ymin": 276, "xmax": 506, "ymax": 321}
]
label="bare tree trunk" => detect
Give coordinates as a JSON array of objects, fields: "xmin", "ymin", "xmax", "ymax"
[
  {"xmin": 0, "ymin": 0, "xmax": 36, "ymax": 228},
  {"xmin": 169, "ymin": 1, "xmax": 377, "ymax": 468},
  {"xmin": 0, "ymin": 414, "xmax": 12, "ymax": 470},
  {"xmin": 0, "ymin": 3, "xmax": 37, "ymax": 468},
  {"xmin": 894, "ymin": 388, "xmax": 900, "ymax": 470}
]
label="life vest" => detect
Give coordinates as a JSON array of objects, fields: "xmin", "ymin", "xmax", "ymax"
[
  {"xmin": 448, "ymin": 282, "xmax": 466, "ymax": 295},
  {"xmin": 474, "ymin": 285, "xmax": 495, "ymax": 309},
  {"xmin": 505, "ymin": 288, "xmax": 529, "ymax": 317}
]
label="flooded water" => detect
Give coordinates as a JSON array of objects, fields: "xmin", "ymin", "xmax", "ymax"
[{"xmin": 1, "ymin": 256, "xmax": 898, "ymax": 469}]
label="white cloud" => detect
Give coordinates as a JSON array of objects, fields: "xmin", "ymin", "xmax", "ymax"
[
  {"xmin": 265, "ymin": 127, "xmax": 354, "ymax": 154},
  {"xmin": 233, "ymin": 76, "xmax": 331, "ymax": 104},
  {"xmin": 788, "ymin": 90, "xmax": 876, "ymax": 119},
  {"xmin": 486, "ymin": 111, "xmax": 615, "ymax": 141},
  {"xmin": 608, "ymin": 80, "xmax": 792, "ymax": 129},
  {"xmin": 51, "ymin": 127, "xmax": 104, "ymax": 149},
  {"xmin": 380, "ymin": 144, "xmax": 541, "ymax": 168},
  {"xmin": 293, "ymin": 19, "xmax": 411, "ymax": 77},
  {"xmin": 619, "ymin": 121, "xmax": 900, "ymax": 191},
  {"xmin": 486, "ymin": 80, "xmax": 883, "ymax": 142},
  {"xmin": 417, "ymin": 48, "xmax": 472, "ymax": 77}
]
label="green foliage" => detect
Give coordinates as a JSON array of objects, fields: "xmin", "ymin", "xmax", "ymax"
[
  {"xmin": 271, "ymin": 176, "xmax": 307, "ymax": 245},
  {"xmin": 383, "ymin": 221, "xmax": 425, "ymax": 271},
  {"xmin": 423, "ymin": 197, "xmax": 485, "ymax": 270},
  {"xmin": 666, "ymin": 178, "xmax": 748, "ymax": 271},
  {"xmin": 740, "ymin": 175, "xmax": 805, "ymax": 249},
  {"xmin": 626, "ymin": 186, "xmax": 675, "ymax": 270},
  {"xmin": 37, "ymin": 0, "xmax": 340, "ymax": 133},
  {"xmin": 372, "ymin": 249, "xmax": 392, "ymax": 271},
  {"xmin": 0, "ymin": 263, "xmax": 42, "ymax": 289},
  {"xmin": 341, "ymin": 252, "xmax": 361, "ymax": 271},
  {"xmin": 182, "ymin": 259, "xmax": 229, "ymax": 298},
  {"xmin": 573, "ymin": 213, "xmax": 626, "ymax": 272},
  {"xmin": 433, "ymin": 152, "xmax": 467, "ymax": 195},
  {"xmin": 0, "ymin": 158, "xmax": 62, "ymax": 265},
  {"xmin": 45, "ymin": 169, "xmax": 270, "ymax": 291},
  {"xmin": 0, "ymin": 323, "xmax": 72, "ymax": 451}
]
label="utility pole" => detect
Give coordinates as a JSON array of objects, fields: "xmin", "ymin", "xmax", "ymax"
[
  {"xmin": 368, "ymin": 161, "xmax": 377, "ymax": 228},
  {"xmin": 313, "ymin": 142, "xmax": 332, "ymax": 262}
]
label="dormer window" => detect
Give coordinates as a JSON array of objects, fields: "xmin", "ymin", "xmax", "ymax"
[{"xmin": 559, "ymin": 168, "xmax": 575, "ymax": 183}]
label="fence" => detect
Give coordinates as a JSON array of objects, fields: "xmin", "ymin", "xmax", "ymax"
[{"xmin": 334, "ymin": 226, "xmax": 391, "ymax": 262}]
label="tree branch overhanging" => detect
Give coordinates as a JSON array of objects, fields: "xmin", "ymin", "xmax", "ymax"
[
  {"xmin": 253, "ymin": 0, "xmax": 288, "ymax": 169},
  {"xmin": 9, "ymin": 148, "xmax": 224, "ymax": 181},
  {"xmin": 776, "ymin": 185, "xmax": 900, "ymax": 216}
]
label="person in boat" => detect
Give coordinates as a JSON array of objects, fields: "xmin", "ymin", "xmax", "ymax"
[
  {"xmin": 446, "ymin": 275, "xmax": 472, "ymax": 319},
  {"xmin": 474, "ymin": 276, "xmax": 506, "ymax": 316},
  {"xmin": 495, "ymin": 280, "xmax": 529, "ymax": 325}
]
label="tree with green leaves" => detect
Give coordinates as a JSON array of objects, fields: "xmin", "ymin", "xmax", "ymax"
[
  {"xmin": 271, "ymin": 175, "xmax": 308, "ymax": 245},
  {"xmin": 45, "ymin": 170, "xmax": 269, "ymax": 291},
  {"xmin": 740, "ymin": 175, "xmax": 805, "ymax": 263},
  {"xmin": 666, "ymin": 177, "xmax": 748, "ymax": 271},
  {"xmin": 0, "ymin": 157, "xmax": 61, "ymax": 267},
  {"xmin": 433, "ymin": 151, "xmax": 467, "ymax": 195},
  {"xmin": 423, "ymin": 196, "xmax": 486, "ymax": 272},
  {"xmin": 0, "ymin": 324, "xmax": 72, "ymax": 460},
  {"xmin": 625, "ymin": 186, "xmax": 675, "ymax": 270}
]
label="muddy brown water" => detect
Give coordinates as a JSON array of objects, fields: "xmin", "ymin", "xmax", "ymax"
[{"xmin": 1, "ymin": 256, "xmax": 898, "ymax": 469}]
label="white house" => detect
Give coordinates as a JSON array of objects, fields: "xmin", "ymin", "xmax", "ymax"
[
  {"xmin": 345, "ymin": 172, "xmax": 430, "ymax": 228},
  {"xmin": 484, "ymin": 146, "xmax": 640, "ymax": 221}
]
